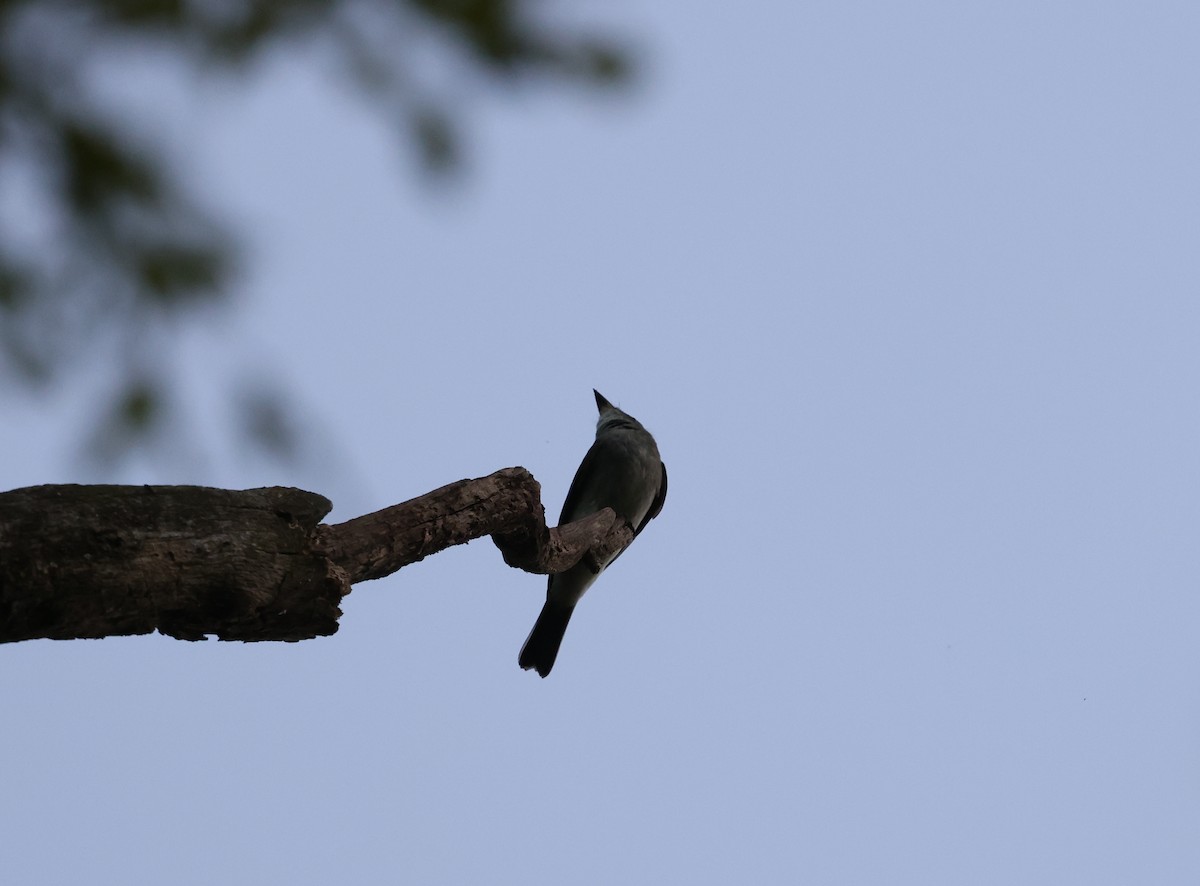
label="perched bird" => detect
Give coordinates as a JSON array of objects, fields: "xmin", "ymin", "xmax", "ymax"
[{"xmin": 519, "ymin": 390, "xmax": 667, "ymax": 677}]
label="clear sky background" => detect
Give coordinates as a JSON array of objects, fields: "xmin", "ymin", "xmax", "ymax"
[{"xmin": 3, "ymin": 2, "xmax": 1198, "ymax": 883}]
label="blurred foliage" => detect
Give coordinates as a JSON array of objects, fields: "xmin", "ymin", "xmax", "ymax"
[{"xmin": 0, "ymin": 0, "xmax": 632, "ymax": 469}]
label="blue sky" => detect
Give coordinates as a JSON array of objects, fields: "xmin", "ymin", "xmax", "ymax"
[{"xmin": 3, "ymin": 2, "xmax": 1198, "ymax": 883}]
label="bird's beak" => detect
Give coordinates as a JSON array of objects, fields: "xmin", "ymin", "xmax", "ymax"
[{"xmin": 593, "ymin": 389, "xmax": 613, "ymax": 413}]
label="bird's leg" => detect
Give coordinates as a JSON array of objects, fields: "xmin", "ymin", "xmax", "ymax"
[{"xmin": 584, "ymin": 550, "xmax": 604, "ymax": 574}]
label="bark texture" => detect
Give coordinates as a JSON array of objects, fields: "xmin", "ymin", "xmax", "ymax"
[
  {"xmin": 0, "ymin": 468, "xmax": 629, "ymax": 644},
  {"xmin": 0, "ymin": 484, "xmax": 341, "ymax": 642},
  {"xmin": 318, "ymin": 467, "xmax": 632, "ymax": 583}
]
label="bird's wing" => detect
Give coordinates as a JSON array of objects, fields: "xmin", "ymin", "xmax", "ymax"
[
  {"xmin": 632, "ymin": 461, "xmax": 667, "ymax": 539},
  {"xmin": 601, "ymin": 460, "xmax": 666, "ymax": 571},
  {"xmin": 557, "ymin": 441, "xmax": 603, "ymax": 524}
]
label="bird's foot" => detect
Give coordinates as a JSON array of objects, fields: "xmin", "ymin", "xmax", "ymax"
[{"xmin": 584, "ymin": 550, "xmax": 604, "ymax": 574}]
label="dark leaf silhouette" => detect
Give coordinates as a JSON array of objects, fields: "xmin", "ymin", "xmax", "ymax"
[{"xmin": 0, "ymin": 0, "xmax": 634, "ymax": 468}]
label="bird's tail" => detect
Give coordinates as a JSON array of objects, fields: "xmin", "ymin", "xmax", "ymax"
[{"xmin": 518, "ymin": 600, "xmax": 575, "ymax": 678}]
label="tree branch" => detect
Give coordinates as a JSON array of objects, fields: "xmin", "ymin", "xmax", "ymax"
[{"xmin": 0, "ymin": 467, "xmax": 632, "ymax": 644}]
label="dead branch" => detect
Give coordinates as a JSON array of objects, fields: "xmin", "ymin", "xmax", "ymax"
[{"xmin": 0, "ymin": 467, "xmax": 631, "ymax": 644}]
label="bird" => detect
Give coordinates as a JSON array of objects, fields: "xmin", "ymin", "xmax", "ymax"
[{"xmin": 519, "ymin": 390, "xmax": 667, "ymax": 677}]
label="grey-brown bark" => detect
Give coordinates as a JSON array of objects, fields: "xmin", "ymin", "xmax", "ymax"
[{"xmin": 0, "ymin": 467, "xmax": 630, "ymax": 644}]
